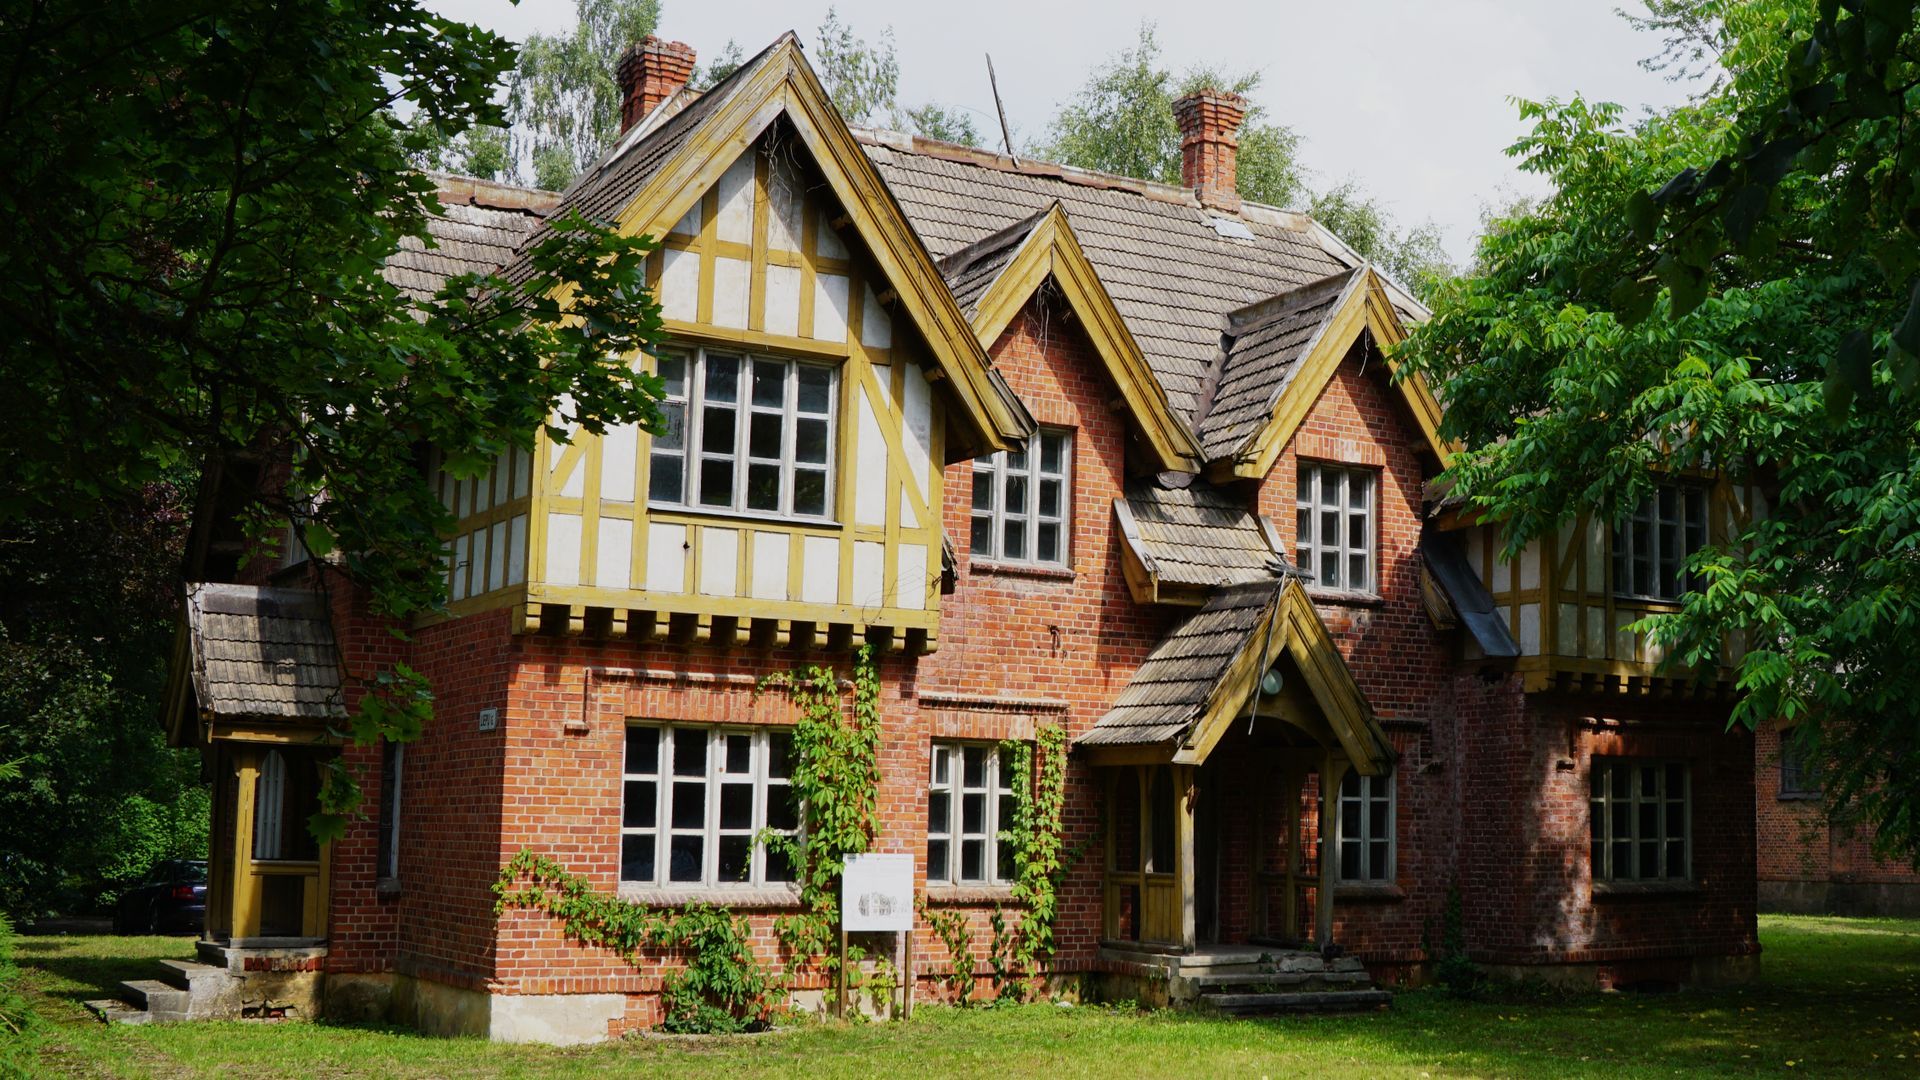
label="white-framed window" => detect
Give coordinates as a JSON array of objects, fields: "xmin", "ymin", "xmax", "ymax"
[
  {"xmin": 1336, "ymin": 771, "xmax": 1394, "ymax": 883},
  {"xmin": 648, "ymin": 348, "xmax": 836, "ymax": 519},
  {"xmin": 1589, "ymin": 759, "xmax": 1690, "ymax": 883},
  {"xmin": 376, "ymin": 740, "xmax": 403, "ymax": 882},
  {"xmin": 1778, "ymin": 729, "xmax": 1819, "ymax": 799},
  {"xmin": 1612, "ymin": 485, "xmax": 1707, "ymax": 601},
  {"xmin": 620, "ymin": 724, "xmax": 798, "ymax": 889},
  {"xmin": 1296, "ymin": 462, "xmax": 1375, "ymax": 593},
  {"xmin": 970, "ymin": 429, "xmax": 1072, "ymax": 567},
  {"xmin": 927, "ymin": 742, "xmax": 1019, "ymax": 885}
]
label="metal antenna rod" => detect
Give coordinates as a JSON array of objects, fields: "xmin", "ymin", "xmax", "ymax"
[{"xmin": 986, "ymin": 53, "xmax": 1019, "ymax": 166}]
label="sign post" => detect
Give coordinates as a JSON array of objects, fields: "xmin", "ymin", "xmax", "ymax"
[{"xmin": 841, "ymin": 853, "xmax": 914, "ymax": 1020}]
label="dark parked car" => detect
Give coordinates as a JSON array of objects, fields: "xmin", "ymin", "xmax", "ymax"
[{"xmin": 113, "ymin": 859, "xmax": 207, "ymax": 934}]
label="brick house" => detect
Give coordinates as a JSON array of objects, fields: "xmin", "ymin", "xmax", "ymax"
[
  {"xmin": 158, "ymin": 32, "xmax": 1762, "ymax": 1041},
  {"xmin": 1755, "ymin": 724, "xmax": 1920, "ymax": 916}
]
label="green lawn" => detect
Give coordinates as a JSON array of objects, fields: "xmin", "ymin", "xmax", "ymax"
[{"xmin": 8, "ymin": 915, "xmax": 1920, "ymax": 1078}]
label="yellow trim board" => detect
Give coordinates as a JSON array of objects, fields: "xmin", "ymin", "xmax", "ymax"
[
  {"xmin": 1212, "ymin": 268, "xmax": 1454, "ymax": 482},
  {"xmin": 964, "ymin": 203, "xmax": 1202, "ymax": 472},
  {"xmin": 604, "ymin": 37, "xmax": 1024, "ymax": 459},
  {"xmin": 1174, "ymin": 579, "xmax": 1393, "ymax": 776}
]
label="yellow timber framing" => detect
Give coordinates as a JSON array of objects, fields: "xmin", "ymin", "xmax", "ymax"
[
  {"xmin": 1176, "ymin": 580, "xmax": 1391, "ymax": 774},
  {"xmin": 964, "ymin": 202, "xmax": 1201, "ymax": 472},
  {"xmin": 607, "ymin": 35, "xmax": 1025, "ymax": 457},
  {"xmin": 1210, "ymin": 268, "xmax": 1452, "ymax": 482}
]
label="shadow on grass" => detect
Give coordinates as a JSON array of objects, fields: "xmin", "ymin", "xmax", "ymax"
[{"xmin": 15, "ymin": 934, "xmax": 197, "ymax": 1006}]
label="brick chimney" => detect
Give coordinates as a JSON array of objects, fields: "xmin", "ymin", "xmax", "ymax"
[
  {"xmin": 616, "ymin": 36, "xmax": 697, "ymax": 133},
  {"xmin": 1172, "ymin": 89, "xmax": 1248, "ymax": 212}
]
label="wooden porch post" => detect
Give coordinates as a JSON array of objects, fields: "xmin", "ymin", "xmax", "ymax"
[
  {"xmin": 1316, "ymin": 754, "xmax": 1348, "ymax": 950},
  {"xmin": 1282, "ymin": 766, "xmax": 1303, "ymax": 944},
  {"xmin": 1176, "ymin": 764, "xmax": 1197, "ymax": 951},
  {"xmin": 232, "ymin": 748, "xmax": 261, "ymax": 942}
]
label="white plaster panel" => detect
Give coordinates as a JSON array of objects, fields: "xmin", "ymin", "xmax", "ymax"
[
  {"xmin": 764, "ymin": 264, "xmax": 802, "ymax": 337},
  {"xmin": 451, "ymin": 533, "xmax": 468, "ymax": 601},
  {"xmin": 558, "ymin": 450, "xmax": 585, "ymax": 499},
  {"xmin": 489, "ymin": 521, "xmax": 508, "ymax": 594},
  {"xmin": 700, "ymin": 527, "xmax": 739, "ymax": 597},
  {"xmin": 854, "ymin": 391, "xmax": 887, "ymax": 525},
  {"xmin": 1556, "ymin": 603, "xmax": 1579, "ymax": 657},
  {"xmin": 1518, "ymin": 539, "xmax": 1541, "ymax": 591},
  {"xmin": 647, "ymin": 522, "xmax": 687, "ymax": 594},
  {"xmin": 1614, "ymin": 610, "xmax": 1638, "ymax": 662},
  {"xmin": 902, "ymin": 363, "xmax": 932, "ymax": 496},
  {"xmin": 491, "ymin": 453, "xmax": 508, "ymax": 507},
  {"xmin": 861, "ymin": 286, "xmax": 892, "ymax": 350},
  {"xmin": 812, "ymin": 273, "xmax": 850, "ymax": 342},
  {"xmin": 852, "ymin": 540, "xmax": 886, "ymax": 608},
  {"xmin": 512, "ymin": 446, "xmax": 530, "ymax": 500},
  {"xmin": 597, "ymin": 517, "xmax": 632, "ymax": 591},
  {"xmin": 1466, "ymin": 528, "xmax": 1487, "ymax": 588},
  {"xmin": 712, "ymin": 257, "xmax": 751, "ymax": 329},
  {"xmin": 1585, "ymin": 606, "xmax": 1606, "ymax": 660},
  {"xmin": 544, "ymin": 513, "xmax": 581, "ymax": 587},
  {"xmin": 816, "ymin": 211, "xmax": 847, "ymax": 259},
  {"xmin": 767, "ymin": 165, "xmax": 803, "ymax": 251},
  {"xmin": 1518, "ymin": 602, "xmax": 1541, "ymax": 654},
  {"xmin": 507, "ymin": 514, "xmax": 527, "ymax": 586},
  {"xmin": 600, "ymin": 422, "xmax": 638, "ymax": 503},
  {"xmin": 900, "ymin": 491, "xmax": 918, "ymax": 529},
  {"xmin": 897, "ymin": 544, "xmax": 927, "ymax": 611},
  {"xmin": 801, "ymin": 535, "xmax": 839, "ymax": 605},
  {"xmin": 1585, "ymin": 517, "xmax": 1606, "ymax": 588},
  {"xmin": 660, "ymin": 248, "xmax": 698, "ymax": 321},
  {"xmin": 670, "ymin": 204, "xmax": 699, "ymax": 237},
  {"xmin": 751, "ymin": 531, "xmax": 789, "ymax": 601},
  {"xmin": 715, "ymin": 154, "xmax": 755, "ymax": 244}
]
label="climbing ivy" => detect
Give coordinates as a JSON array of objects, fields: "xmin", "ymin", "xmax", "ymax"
[
  {"xmin": 492, "ymin": 850, "xmax": 771, "ymax": 1033},
  {"xmin": 920, "ymin": 900, "xmax": 976, "ymax": 1003},
  {"xmin": 1006, "ymin": 722, "xmax": 1069, "ymax": 978}
]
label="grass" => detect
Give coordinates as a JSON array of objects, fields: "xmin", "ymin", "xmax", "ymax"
[{"xmin": 7, "ymin": 914, "xmax": 1920, "ymax": 1078}]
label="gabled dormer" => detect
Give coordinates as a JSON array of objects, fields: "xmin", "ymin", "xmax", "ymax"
[{"xmin": 429, "ymin": 35, "xmax": 1028, "ymax": 653}]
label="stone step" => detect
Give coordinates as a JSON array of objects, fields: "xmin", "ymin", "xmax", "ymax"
[
  {"xmin": 83, "ymin": 998, "xmax": 151, "ymax": 1026},
  {"xmin": 119, "ymin": 978, "xmax": 190, "ymax": 1022},
  {"xmin": 156, "ymin": 958, "xmax": 228, "ymax": 991},
  {"xmin": 1201, "ymin": 988, "xmax": 1392, "ymax": 1015},
  {"xmin": 1189, "ymin": 970, "xmax": 1374, "ymax": 990}
]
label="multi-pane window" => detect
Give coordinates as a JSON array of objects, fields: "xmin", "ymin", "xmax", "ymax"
[
  {"xmin": 1336, "ymin": 771, "xmax": 1394, "ymax": 883},
  {"xmin": 1612, "ymin": 485, "xmax": 1708, "ymax": 600},
  {"xmin": 1296, "ymin": 463, "xmax": 1375, "ymax": 593},
  {"xmin": 927, "ymin": 743, "xmax": 1019, "ymax": 885},
  {"xmin": 970, "ymin": 430, "xmax": 1071, "ymax": 567},
  {"xmin": 649, "ymin": 349, "xmax": 836, "ymax": 518},
  {"xmin": 376, "ymin": 740, "xmax": 403, "ymax": 882},
  {"xmin": 1589, "ymin": 760, "xmax": 1690, "ymax": 883},
  {"xmin": 1778, "ymin": 730, "xmax": 1819, "ymax": 799},
  {"xmin": 620, "ymin": 725, "xmax": 798, "ymax": 889}
]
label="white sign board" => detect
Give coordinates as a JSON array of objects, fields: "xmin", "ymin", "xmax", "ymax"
[{"xmin": 842, "ymin": 853, "xmax": 914, "ymax": 932}]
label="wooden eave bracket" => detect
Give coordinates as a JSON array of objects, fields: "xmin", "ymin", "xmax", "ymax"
[{"xmin": 1111, "ymin": 496, "xmax": 1161, "ymax": 605}]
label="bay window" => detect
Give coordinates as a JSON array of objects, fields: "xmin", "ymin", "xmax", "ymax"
[{"xmin": 649, "ymin": 349, "xmax": 836, "ymax": 519}]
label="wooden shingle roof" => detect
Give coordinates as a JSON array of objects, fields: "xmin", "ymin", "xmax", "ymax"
[
  {"xmin": 386, "ymin": 182, "xmax": 552, "ymax": 302},
  {"xmin": 1196, "ymin": 268, "xmax": 1359, "ymax": 461},
  {"xmin": 1116, "ymin": 480, "xmax": 1293, "ymax": 592},
  {"xmin": 183, "ymin": 584, "xmax": 345, "ymax": 721},
  {"xmin": 1080, "ymin": 582, "xmax": 1280, "ymax": 747}
]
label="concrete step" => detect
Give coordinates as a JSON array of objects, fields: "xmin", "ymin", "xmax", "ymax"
[
  {"xmin": 1188, "ymin": 970, "xmax": 1374, "ymax": 991},
  {"xmin": 156, "ymin": 958, "xmax": 228, "ymax": 991},
  {"xmin": 119, "ymin": 978, "xmax": 190, "ymax": 1022},
  {"xmin": 83, "ymin": 998, "xmax": 151, "ymax": 1026},
  {"xmin": 1202, "ymin": 988, "xmax": 1392, "ymax": 1015}
]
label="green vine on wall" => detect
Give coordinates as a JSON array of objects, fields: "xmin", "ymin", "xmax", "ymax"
[
  {"xmin": 920, "ymin": 900, "xmax": 976, "ymax": 1003},
  {"xmin": 492, "ymin": 850, "xmax": 770, "ymax": 1033}
]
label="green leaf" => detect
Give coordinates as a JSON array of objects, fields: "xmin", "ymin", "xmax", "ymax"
[
  {"xmin": 1626, "ymin": 189, "xmax": 1659, "ymax": 244},
  {"xmin": 1893, "ymin": 278, "xmax": 1920, "ymax": 357},
  {"xmin": 1722, "ymin": 185, "xmax": 1769, "ymax": 247},
  {"xmin": 1610, "ymin": 275, "xmax": 1658, "ymax": 325},
  {"xmin": 1656, "ymin": 254, "xmax": 1709, "ymax": 317},
  {"xmin": 303, "ymin": 523, "xmax": 335, "ymax": 558},
  {"xmin": 1834, "ymin": 329, "xmax": 1875, "ymax": 394}
]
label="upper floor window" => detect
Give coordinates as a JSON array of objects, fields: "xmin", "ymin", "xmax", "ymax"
[
  {"xmin": 1296, "ymin": 463, "xmax": 1375, "ymax": 593},
  {"xmin": 1336, "ymin": 771, "xmax": 1395, "ymax": 883},
  {"xmin": 927, "ymin": 742, "xmax": 1018, "ymax": 885},
  {"xmin": 1612, "ymin": 485, "xmax": 1707, "ymax": 601},
  {"xmin": 1590, "ymin": 759, "xmax": 1690, "ymax": 884},
  {"xmin": 970, "ymin": 430, "xmax": 1072, "ymax": 567},
  {"xmin": 620, "ymin": 724, "xmax": 798, "ymax": 889},
  {"xmin": 650, "ymin": 349, "xmax": 837, "ymax": 519}
]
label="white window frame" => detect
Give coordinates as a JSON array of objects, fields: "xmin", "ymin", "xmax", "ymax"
[
  {"xmin": 1296, "ymin": 462, "xmax": 1376, "ymax": 594},
  {"xmin": 1778, "ymin": 730, "xmax": 1819, "ymax": 799},
  {"xmin": 1335, "ymin": 770, "xmax": 1395, "ymax": 884},
  {"xmin": 620, "ymin": 724, "xmax": 798, "ymax": 890},
  {"xmin": 970, "ymin": 429, "xmax": 1072, "ymax": 567},
  {"xmin": 927, "ymin": 742, "xmax": 1019, "ymax": 886},
  {"xmin": 647, "ymin": 347, "xmax": 837, "ymax": 521},
  {"xmin": 1612, "ymin": 485, "xmax": 1708, "ymax": 601},
  {"xmin": 377, "ymin": 740, "xmax": 403, "ymax": 882},
  {"xmin": 1589, "ymin": 759, "xmax": 1691, "ymax": 884}
]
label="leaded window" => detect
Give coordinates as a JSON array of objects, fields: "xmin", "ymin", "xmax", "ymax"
[
  {"xmin": 1296, "ymin": 463, "xmax": 1375, "ymax": 593},
  {"xmin": 1589, "ymin": 759, "xmax": 1690, "ymax": 883},
  {"xmin": 927, "ymin": 743, "xmax": 1018, "ymax": 885},
  {"xmin": 649, "ymin": 349, "xmax": 836, "ymax": 518},
  {"xmin": 620, "ymin": 725, "xmax": 798, "ymax": 889},
  {"xmin": 1612, "ymin": 485, "xmax": 1708, "ymax": 601},
  {"xmin": 1336, "ymin": 771, "xmax": 1394, "ymax": 883},
  {"xmin": 970, "ymin": 430, "xmax": 1071, "ymax": 567}
]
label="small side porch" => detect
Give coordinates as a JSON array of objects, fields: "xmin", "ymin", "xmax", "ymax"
[{"xmin": 1078, "ymin": 580, "xmax": 1395, "ymax": 1008}]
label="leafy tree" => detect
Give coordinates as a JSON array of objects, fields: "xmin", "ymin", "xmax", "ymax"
[
  {"xmin": 0, "ymin": 0, "xmax": 665, "ymax": 841},
  {"xmin": 503, "ymin": 0, "xmax": 663, "ymax": 189},
  {"xmin": 693, "ymin": 40, "xmax": 747, "ymax": 91},
  {"xmin": 811, "ymin": 7, "xmax": 900, "ymax": 126},
  {"xmin": 1309, "ymin": 182, "xmax": 1456, "ymax": 299},
  {"xmin": 903, "ymin": 103, "xmax": 983, "ymax": 147},
  {"xmin": 1400, "ymin": 0, "xmax": 1920, "ymax": 862}
]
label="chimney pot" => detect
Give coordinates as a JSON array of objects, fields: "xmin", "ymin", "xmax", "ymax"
[
  {"xmin": 1172, "ymin": 89, "xmax": 1248, "ymax": 213},
  {"xmin": 616, "ymin": 36, "xmax": 697, "ymax": 134}
]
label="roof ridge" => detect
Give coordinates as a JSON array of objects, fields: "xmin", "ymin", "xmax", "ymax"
[
  {"xmin": 934, "ymin": 203, "xmax": 1053, "ymax": 281},
  {"xmin": 426, "ymin": 172, "xmax": 562, "ymax": 213},
  {"xmin": 1225, "ymin": 266, "xmax": 1363, "ymax": 335}
]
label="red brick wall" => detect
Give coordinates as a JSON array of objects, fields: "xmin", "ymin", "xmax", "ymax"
[{"xmin": 1755, "ymin": 722, "xmax": 1920, "ymax": 910}]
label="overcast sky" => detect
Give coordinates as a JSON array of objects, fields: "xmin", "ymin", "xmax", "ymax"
[{"xmin": 426, "ymin": 1, "xmax": 1699, "ymax": 263}]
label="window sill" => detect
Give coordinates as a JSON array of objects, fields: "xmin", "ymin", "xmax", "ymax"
[
  {"xmin": 375, "ymin": 879, "xmax": 402, "ymax": 898},
  {"xmin": 968, "ymin": 560, "xmax": 1075, "ymax": 582},
  {"xmin": 1333, "ymin": 882, "xmax": 1405, "ymax": 902},
  {"xmin": 925, "ymin": 884, "xmax": 1019, "ymax": 905},
  {"xmin": 618, "ymin": 884, "xmax": 803, "ymax": 909},
  {"xmin": 1305, "ymin": 588, "xmax": 1383, "ymax": 608},
  {"xmin": 1591, "ymin": 880, "xmax": 1700, "ymax": 898},
  {"xmin": 646, "ymin": 503, "xmax": 841, "ymax": 530},
  {"xmin": 1776, "ymin": 792, "xmax": 1821, "ymax": 802},
  {"xmin": 1612, "ymin": 594, "xmax": 1685, "ymax": 611}
]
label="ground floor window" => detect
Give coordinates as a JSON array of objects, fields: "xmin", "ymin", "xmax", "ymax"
[
  {"xmin": 1590, "ymin": 759, "xmax": 1690, "ymax": 883},
  {"xmin": 1336, "ymin": 770, "xmax": 1394, "ymax": 882},
  {"xmin": 927, "ymin": 742, "xmax": 1018, "ymax": 885},
  {"xmin": 620, "ymin": 724, "xmax": 797, "ymax": 889},
  {"xmin": 1778, "ymin": 729, "xmax": 1819, "ymax": 799},
  {"xmin": 376, "ymin": 740, "xmax": 403, "ymax": 882}
]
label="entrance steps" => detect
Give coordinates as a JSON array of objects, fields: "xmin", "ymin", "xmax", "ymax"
[
  {"xmin": 1099, "ymin": 944, "xmax": 1390, "ymax": 1016},
  {"xmin": 84, "ymin": 940, "xmax": 325, "ymax": 1025}
]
